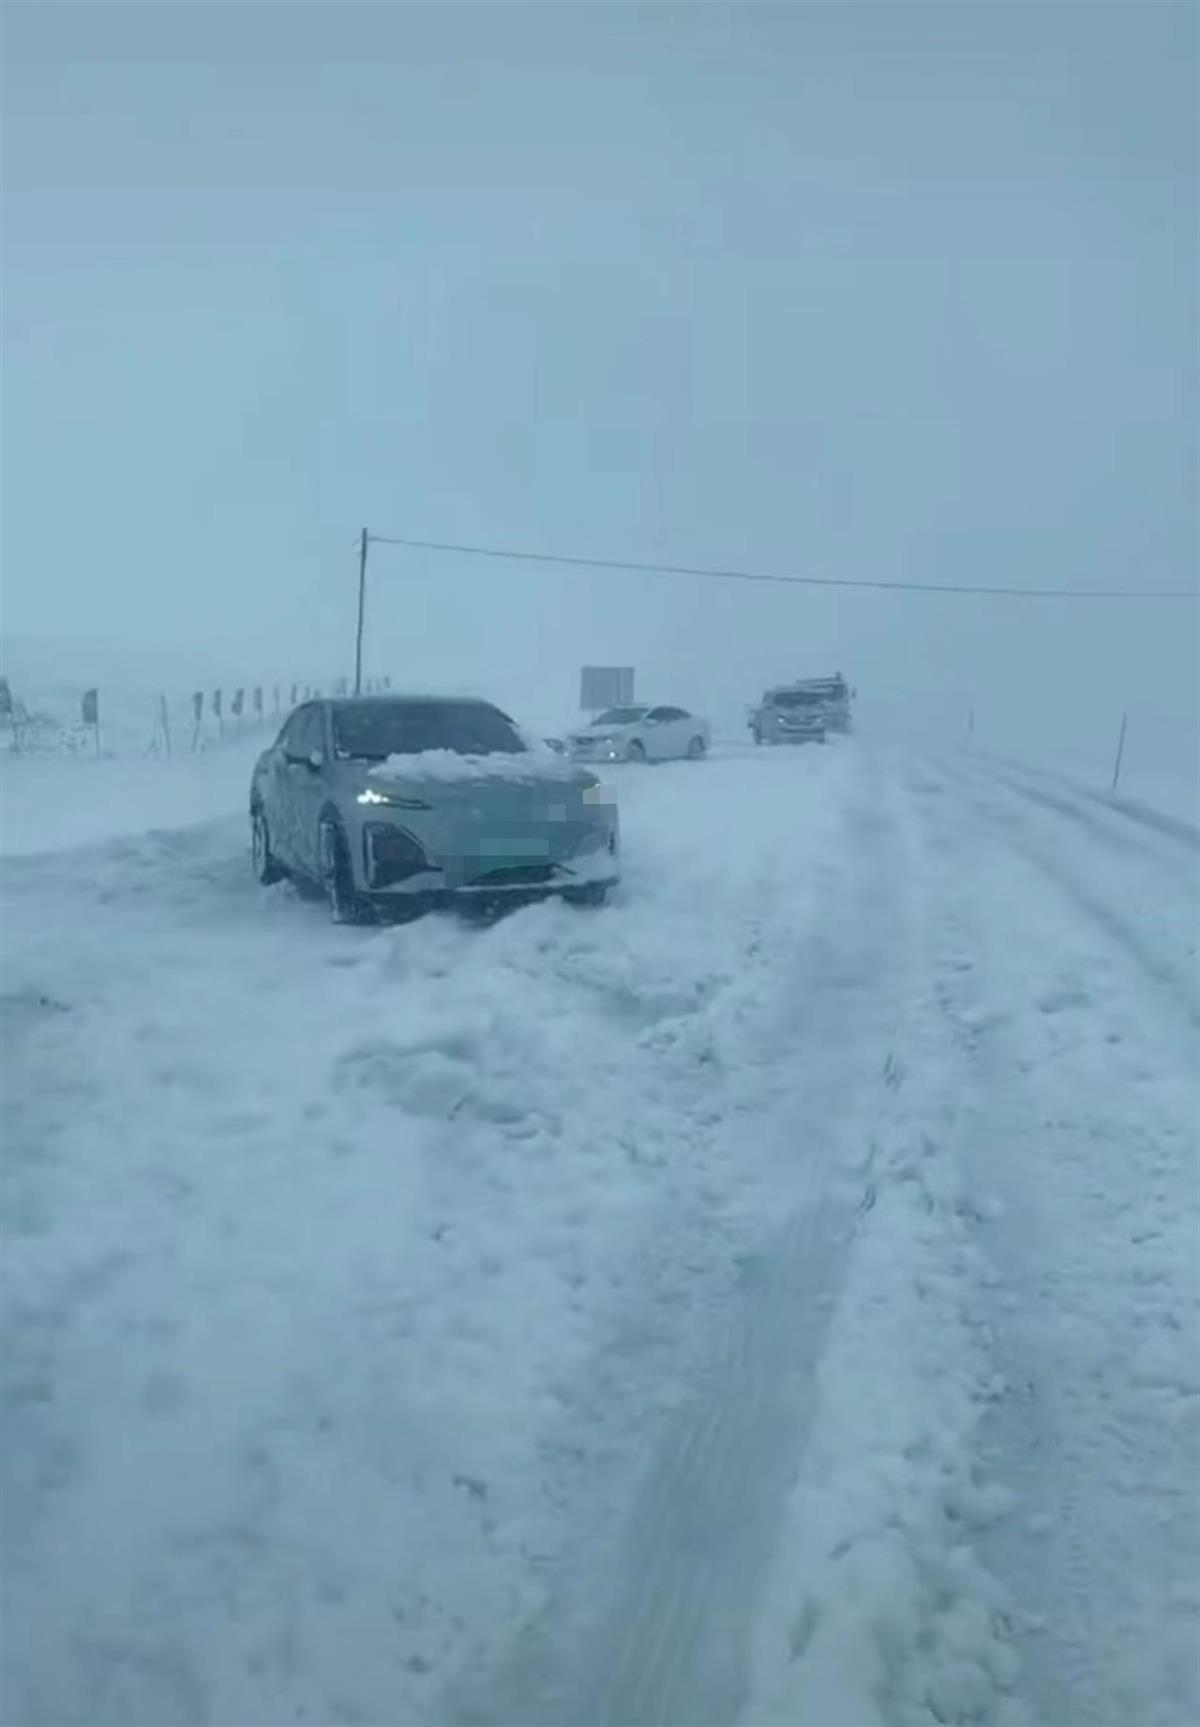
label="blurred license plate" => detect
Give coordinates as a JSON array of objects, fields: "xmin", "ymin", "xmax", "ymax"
[{"xmin": 478, "ymin": 837, "xmax": 551, "ymax": 857}]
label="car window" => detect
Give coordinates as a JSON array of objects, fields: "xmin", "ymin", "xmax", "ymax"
[
  {"xmin": 302, "ymin": 707, "xmax": 327, "ymax": 755},
  {"xmin": 283, "ymin": 706, "xmax": 322, "ymax": 756},
  {"xmin": 331, "ymin": 699, "xmax": 525, "ymax": 761},
  {"xmin": 646, "ymin": 707, "xmax": 671, "ymax": 721},
  {"xmin": 594, "ymin": 706, "xmax": 647, "ymax": 726},
  {"xmin": 277, "ymin": 708, "xmax": 307, "ymax": 752}
]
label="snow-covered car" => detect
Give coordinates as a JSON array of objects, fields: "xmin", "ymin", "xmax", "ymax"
[
  {"xmin": 250, "ymin": 695, "xmax": 620, "ymax": 921},
  {"xmin": 749, "ymin": 686, "xmax": 827, "ymax": 745},
  {"xmin": 749, "ymin": 675, "xmax": 853, "ymax": 744},
  {"xmin": 569, "ymin": 704, "xmax": 711, "ymax": 764}
]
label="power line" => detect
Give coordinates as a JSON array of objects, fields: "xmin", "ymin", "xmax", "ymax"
[{"xmin": 364, "ymin": 532, "xmax": 1197, "ymax": 601}]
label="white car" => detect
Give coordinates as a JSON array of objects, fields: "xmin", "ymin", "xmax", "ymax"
[{"xmin": 569, "ymin": 704, "xmax": 711, "ymax": 764}]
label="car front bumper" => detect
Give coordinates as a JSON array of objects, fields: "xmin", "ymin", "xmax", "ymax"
[
  {"xmin": 765, "ymin": 723, "xmax": 826, "ymax": 743},
  {"xmin": 358, "ymin": 817, "xmax": 619, "ymax": 897},
  {"xmin": 569, "ymin": 740, "xmax": 628, "ymax": 763},
  {"xmin": 356, "ymin": 858, "xmax": 620, "ymax": 919}
]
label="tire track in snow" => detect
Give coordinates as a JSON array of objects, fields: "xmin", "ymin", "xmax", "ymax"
[
  {"xmin": 978, "ymin": 760, "xmax": 1199, "ymax": 885},
  {"xmin": 468, "ymin": 761, "xmax": 912, "ymax": 1727},
  {"xmin": 944, "ymin": 760, "xmax": 1199, "ymax": 1029},
  {"xmin": 977, "ymin": 756, "xmax": 1199, "ymax": 854},
  {"xmin": 908, "ymin": 760, "xmax": 1200, "ymax": 1727}
]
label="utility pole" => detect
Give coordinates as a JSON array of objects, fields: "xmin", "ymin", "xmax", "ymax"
[{"xmin": 355, "ymin": 527, "xmax": 369, "ymax": 696}]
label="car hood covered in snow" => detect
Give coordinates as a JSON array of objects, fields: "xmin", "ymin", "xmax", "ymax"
[{"xmin": 365, "ymin": 749, "xmax": 597, "ymax": 788}]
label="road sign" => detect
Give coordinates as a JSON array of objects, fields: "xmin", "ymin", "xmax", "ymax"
[{"xmin": 580, "ymin": 666, "xmax": 635, "ymax": 712}]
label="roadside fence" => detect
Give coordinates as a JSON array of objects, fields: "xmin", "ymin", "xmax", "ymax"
[{"xmin": 0, "ymin": 674, "xmax": 393, "ymax": 760}]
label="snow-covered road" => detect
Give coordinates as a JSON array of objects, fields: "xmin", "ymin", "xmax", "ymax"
[{"xmin": 2, "ymin": 743, "xmax": 1196, "ymax": 1727}]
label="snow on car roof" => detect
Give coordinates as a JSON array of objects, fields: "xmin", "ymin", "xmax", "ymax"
[{"xmin": 330, "ymin": 694, "xmax": 500, "ymax": 708}]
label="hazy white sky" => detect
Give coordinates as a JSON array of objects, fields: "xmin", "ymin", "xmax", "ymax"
[{"xmin": 2, "ymin": 1, "xmax": 1196, "ymax": 754}]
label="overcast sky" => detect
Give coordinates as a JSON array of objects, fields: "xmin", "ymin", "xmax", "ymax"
[{"xmin": 2, "ymin": 2, "xmax": 1196, "ymax": 761}]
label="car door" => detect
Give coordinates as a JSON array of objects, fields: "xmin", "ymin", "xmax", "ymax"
[
  {"xmin": 664, "ymin": 706, "xmax": 693, "ymax": 755},
  {"xmin": 644, "ymin": 706, "xmax": 674, "ymax": 759},
  {"xmin": 649, "ymin": 705, "xmax": 685, "ymax": 757},
  {"xmin": 284, "ymin": 704, "xmax": 331, "ymax": 879},
  {"xmin": 263, "ymin": 710, "xmax": 306, "ymax": 867}
]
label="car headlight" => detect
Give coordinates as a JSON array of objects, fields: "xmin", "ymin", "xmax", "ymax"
[{"xmin": 357, "ymin": 787, "xmax": 431, "ymax": 809}]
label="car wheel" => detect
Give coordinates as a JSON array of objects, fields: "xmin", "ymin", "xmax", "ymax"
[
  {"xmin": 564, "ymin": 882, "xmax": 609, "ymax": 907},
  {"xmin": 626, "ymin": 740, "xmax": 646, "ymax": 763},
  {"xmin": 687, "ymin": 735, "xmax": 707, "ymax": 760},
  {"xmin": 319, "ymin": 816, "xmax": 370, "ymax": 925},
  {"xmin": 251, "ymin": 807, "xmax": 285, "ymax": 885}
]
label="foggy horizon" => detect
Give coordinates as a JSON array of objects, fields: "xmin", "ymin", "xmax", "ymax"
[{"xmin": 2, "ymin": 1, "xmax": 1197, "ymax": 769}]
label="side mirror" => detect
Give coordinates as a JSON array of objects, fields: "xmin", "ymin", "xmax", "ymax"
[{"xmin": 285, "ymin": 747, "xmax": 324, "ymax": 771}]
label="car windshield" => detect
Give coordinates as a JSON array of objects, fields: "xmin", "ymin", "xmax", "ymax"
[
  {"xmin": 593, "ymin": 706, "xmax": 647, "ymax": 725},
  {"xmin": 331, "ymin": 700, "xmax": 525, "ymax": 760},
  {"xmin": 771, "ymin": 690, "xmax": 822, "ymax": 708}
]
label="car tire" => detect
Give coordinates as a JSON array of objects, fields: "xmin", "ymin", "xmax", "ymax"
[
  {"xmin": 319, "ymin": 815, "xmax": 370, "ymax": 925},
  {"xmin": 251, "ymin": 807, "xmax": 285, "ymax": 885},
  {"xmin": 626, "ymin": 740, "xmax": 646, "ymax": 763},
  {"xmin": 687, "ymin": 735, "xmax": 707, "ymax": 760},
  {"xmin": 563, "ymin": 882, "xmax": 609, "ymax": 907}
]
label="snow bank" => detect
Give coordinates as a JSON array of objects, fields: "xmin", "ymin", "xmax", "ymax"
[{"xmin": 0, "ymin": 736, "xmax": 265, "ymax": 856}]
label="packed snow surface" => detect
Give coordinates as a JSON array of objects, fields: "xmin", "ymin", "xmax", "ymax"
[{"xmin": 1, "ymin": 739, "xmax": 1196, "ymax": 1727}]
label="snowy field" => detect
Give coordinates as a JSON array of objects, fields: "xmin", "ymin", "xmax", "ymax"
[{"xmin": 1, "ymin": 739, "xmax": 1197, "ymax": 1727}]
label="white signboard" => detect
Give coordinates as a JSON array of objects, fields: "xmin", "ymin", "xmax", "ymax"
[{"xmin": 580, "ymin": 666, "xmax": 635, "ymax": 712}]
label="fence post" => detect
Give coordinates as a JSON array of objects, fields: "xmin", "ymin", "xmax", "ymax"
[
  {"xmin": 1111, "ymin": 711, "xmax": 1128, "ymax": 792},
  {"xmin": 81, "ymin": 688, "xmax": 100, "ymax": 756},
  {"xmin": 0, "ymin": 678, "xmax": 18, "ymax": 754},
  {"xmin": 967, "ymin": 704, "xmax": 975, "ymax": 743},
  {"xmin": 158, "ymin": 694, "xmax": 172, "ymax": 757}
]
